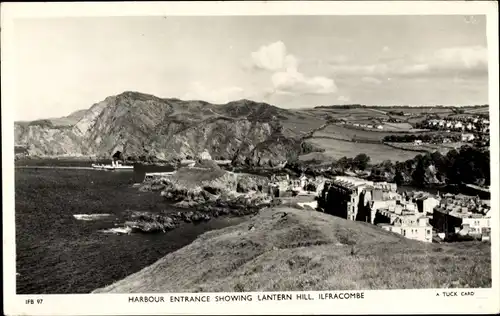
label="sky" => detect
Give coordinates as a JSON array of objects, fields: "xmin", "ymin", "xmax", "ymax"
[{"xmin": 14, "ymin": 15, "xmax": 489, "ymax": 121}]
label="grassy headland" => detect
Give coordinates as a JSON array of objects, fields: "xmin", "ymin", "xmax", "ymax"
[{"xmin": 94, "ymin": 206, "xmax": 490, "ymax": 293}]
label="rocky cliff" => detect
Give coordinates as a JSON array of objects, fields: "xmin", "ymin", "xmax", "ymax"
[{"xmin": 15, "ymin": 91, "xmax": 323, "ymax": 164}]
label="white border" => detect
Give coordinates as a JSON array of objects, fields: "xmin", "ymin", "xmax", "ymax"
[{"xmin": 2, "ymin": 1, "xmax": 499, "ymax": 315}]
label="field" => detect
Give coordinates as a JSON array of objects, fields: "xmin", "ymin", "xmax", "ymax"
[
  {"xmin": 385, "ymin": 142, "xmax": 466, "ymax": 155},
  {"xmin": 281, "ymin": 111, "xmax": 327, "ymax": 138},
  {"xmin": 305, "ymin": 138, "xmax": 419, "ymax": 163},
  {"xmin": 307, "ymin": 108, "xmax": 388, "ymax": 123},
  {"xmin": 312, "ymin": 124, "xmax": 419, "ymax": 143},
  {"xmin": 463, "ymin": 106, "xmax": 490, "ymax": 114},
  {"xmin": 380, "ymin": 122, "xmax": 414, "ymax": 131},
  {"xmin": 94, "ymin": 206, "xmax": 491, "ymax": 293},
  {"xmin": 376, "ymin": 107, "xmax": 457, "ymax": 116},
  {"xmin": 298, "ymin": 151, "xmax": 338, "ymax": 164},
  {"xmin": 306, "ymin": 106, "xmax": 488, "ymax": 125},
  {"xmin": 293, "ymin": 105, "xmax": 487, "ymax": 164}
]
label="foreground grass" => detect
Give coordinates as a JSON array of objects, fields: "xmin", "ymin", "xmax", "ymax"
[{"xmin": 94, "ymin": 207, "xmax": 491, "ymax": 293}]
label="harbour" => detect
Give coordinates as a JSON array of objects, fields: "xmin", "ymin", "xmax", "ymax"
[{"xmin": 15, "ymin": 164, "xmax": 245, "ymax": 294}]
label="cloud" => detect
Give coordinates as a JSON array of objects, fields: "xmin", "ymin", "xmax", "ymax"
[
  {"xmin": 183, "ymin": 82, "xmax": 246, "ymax": 104},
  {"xmin": 271, "ymin": 68, "xmax": 337, "ymax": 95},
  {"xmin": 329, "ymin": 45, "xmax": 488, "ymax": 79},
  {"xmin": 252, "ymin": 41, "xmax": 337, "ymax": 96},
  {"xmin": 337, "ymin": 95, "xmax": 350, "ymax": 102},
  {"xmin": 361, "ymin": 76, "xmax": 383, "ymax": 85},
  {"xmin": 251, "ymin": 41, "xmax": 298, "ymax": 71},
  {"xmin": 382, "ymin": 46, "xmax": 391, "ymax": 52},
  {"xmin": 429, "ymin": 45, "xmax": 488, "ymax": 72}
]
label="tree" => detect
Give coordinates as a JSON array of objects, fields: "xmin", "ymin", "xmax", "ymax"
[
  {"xmin": 381, "ymin": 160, "xmax": 394, "ymax": 173},
  {"xmin": 412, "ymin": 158, "xmax": 427, "ymax": 186},
  {"xmin": 336, "ymin": 156, "xmax": 350, "ymax": 171},
  {"xmin": 353, "ymin": 153, "xmax": 370, "ymax": 171},
  {"xmin": 394, "ymin": 171, "xmax": 405, "ymax": 186}
]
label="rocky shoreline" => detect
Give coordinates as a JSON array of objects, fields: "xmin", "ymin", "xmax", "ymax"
[{"xmin": 126, "ymin": 162, "xmax": 277, "ymax": 233}]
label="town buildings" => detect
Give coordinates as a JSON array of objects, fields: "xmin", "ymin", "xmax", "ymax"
[
  {"xmin": 268, "ymin": 174, "xmax": 326, "ymax": 198},
  {"xmin": 406, "ymin": 192, "xmax": 441, "ymax": 214},
  {"xmin": 370, "ymin": 193, "xmax": 433, "ymax": 243},
  {"xmin": 320, "ymin": 176, "xmax": 401, "ymax": 223},
  {"xmin": 319, "ymin": 176, "xmax": 434, "ymax": 242},
  {"xmin": 323, "ymin": 176, "xmax": 374, "ymax": 221},
  {"xmin": 378, "ymin": 214, "xmax": 433, "ymax": 243},
  {"xmin": 432, "ymin": 194, "xmax": 491, "ymax": 240},
  {"xmin": 309, "ymin": 174, "xmax": 490, "ymax": 243},
  {"xmin": 318, "ymin": 176, "xmax": 491, "ymax": 243},
  {"xmin": 425, "ymin": 115, "xmax": 489, "ymax": 134},
  {"xmin": 268, "ymin": 174, "xmax": 290, "ymax": 197}
]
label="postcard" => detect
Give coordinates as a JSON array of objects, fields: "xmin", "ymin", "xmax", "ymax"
[{"xmin": 2, "ymin": 1, "xmax": 499, "ymax": 315}]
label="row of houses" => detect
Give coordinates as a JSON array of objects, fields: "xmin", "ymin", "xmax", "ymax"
[
  {"xmin": 424, "ymin": 117, "xmax": 489, "ymax": 134},
  {"xmin": 337, "ymin": 120, "xmax": 386, "ymax": 130},
  {"xmin": 409, "ymin": 133, "xmax": 477, "ymax": 146},
  {"xmin": 318, "ymin": 176, "xmax": 491, "ymax": 243}
]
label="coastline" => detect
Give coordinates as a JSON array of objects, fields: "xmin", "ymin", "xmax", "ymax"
[{"xmin": 15, "ymin": 166, "xmax": 252, "ymax": 294}]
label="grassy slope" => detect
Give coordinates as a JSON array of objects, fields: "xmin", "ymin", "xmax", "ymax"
[{"xmin": 94, "ymin": 207, "xmax": 491, "ymax": 293}]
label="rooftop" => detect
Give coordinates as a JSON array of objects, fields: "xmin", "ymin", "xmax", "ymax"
[
  {"xmin": 334, "ymin": 176, "xmax": 373, "ymax": 188},
  {"xmin": 435, "ymin": 207, "xmax": 490, "ymax": 219}
]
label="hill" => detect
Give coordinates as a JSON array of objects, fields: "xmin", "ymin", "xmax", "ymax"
[
  {"xmin": 48, "ymin": 109, "xmax": 89, "ymax": 127},
  {"xmin": 14, "ymin": 92, "xmax": 323, "ymax": 164},
  {"xmin": 93, "ymin": 206, "xmax": 490, "ymax": 293}
]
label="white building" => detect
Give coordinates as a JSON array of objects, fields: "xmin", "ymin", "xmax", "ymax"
[
  {"xmin": 299, "ymin": 175, "xmax": 308, "ymax": 189},
  {"xmin": 379, "ymin": 214, "xmax": 432, "ymax": 243},
  {"xmin": 461, "ymin": 133, "xmax": 475, "ymax": 142},
  {"xmin": 421, "ymin": 196, "xmax": 440, "ymax": 214},
  {"xmin": 412, "ymin": 194, "xmax": 441, "ymax": 214},
  {"xmin": 461, "ymin": 217, "xmax": 491, "ymax": 236},
  {"xmin": 455, "ymin": 122, "xmax": 463, "ymax": 129}
]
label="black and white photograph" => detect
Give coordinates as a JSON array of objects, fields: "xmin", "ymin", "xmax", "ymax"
[{"xmin": 2, "ymin": 2, "xmax": 499, "ymax": 315}]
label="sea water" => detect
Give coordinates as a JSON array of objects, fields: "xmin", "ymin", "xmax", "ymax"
[{"xmin": 14, "ymin": 162, "xmax": 243, "ymax": 294}]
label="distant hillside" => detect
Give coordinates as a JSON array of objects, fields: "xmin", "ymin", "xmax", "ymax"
[
  {"xmin": 15, "ymin": 92, "xmax": 489, "ymax": 163},
  {"xmin": 49, "ymin": 109, "xmax": 89, "ymax": 127},
  {"xmin": 94, "ymin": 206, "xmax": 490, "ymax": 293},
  {"xmin": 315, "ymin": 104, "xmax": 489, "ymax": 110},
  {"xmin": 14, "ymin": 91, "xmax": 324, "ymax": 164},
  {"xmin": 16, "ymin": 109, "xmax": 88, "ymax": 128}
]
